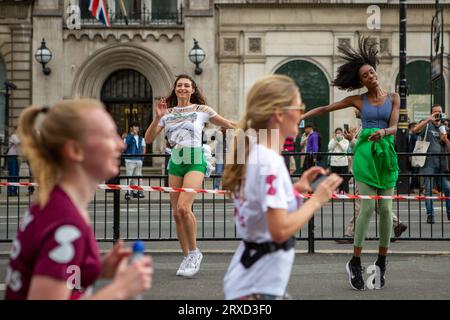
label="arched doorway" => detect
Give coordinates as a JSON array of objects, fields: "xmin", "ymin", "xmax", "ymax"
[
  {"xmin": 275, "ymin": 59, "xmax": 330, "ymax": 154},
  {"xmin": 101, "ymin": 69, "xmax": 153, "ymax": 164},
  {"xmin": 395, "ymin": 60, "xmax": 445, "ymax": 122}
]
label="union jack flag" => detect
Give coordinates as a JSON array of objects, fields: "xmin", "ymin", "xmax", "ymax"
[{"xmin": 89, "ymin": 0, "xmax": 111, "ymax": 27}]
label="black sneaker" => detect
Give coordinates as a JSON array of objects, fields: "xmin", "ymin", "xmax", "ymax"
[
  {"xmin": 426, "ymin": 215, "xmax": 435, "ymax": 224},
  {"xmin": 372, "ymin": 260, "xmax": 387, "ymax": 289},
  {"xmin": 137, "ymin": 191, "xmax": 145, "ymax": 199},
  {"xmin": 346, "ymin": 260, "xmax": 365, "ymax": 291}
]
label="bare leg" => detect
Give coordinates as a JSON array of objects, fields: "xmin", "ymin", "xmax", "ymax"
[
  {"xmin": 176, "ymin": 171, "xmax": 205, "ymax": 252},
  {"xmin": 169, "ymin": 175, "xmax": 188, "ymax": 256}
]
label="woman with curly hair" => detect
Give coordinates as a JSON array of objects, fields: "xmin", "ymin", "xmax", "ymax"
[{"xmin": 302, "ymin": 37, "xmax": 400, "ymax": 291}]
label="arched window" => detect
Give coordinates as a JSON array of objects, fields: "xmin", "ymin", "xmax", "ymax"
[
  {"xmin": 396, "ymin": 60, "xmax": 445, "ymax": 122},
  {"xmin": 275, "ymin": 60, "xmax": 330, "ymax": 151}
]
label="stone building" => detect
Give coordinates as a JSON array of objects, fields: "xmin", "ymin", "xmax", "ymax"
[{"xmin": 1, "ymin": 0, "xmax": 449, "ymax": 156}]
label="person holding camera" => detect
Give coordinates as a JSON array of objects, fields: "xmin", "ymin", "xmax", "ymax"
[{"xmin": 413, "ymin": 104, "xmax": 450, "ymax": 224}]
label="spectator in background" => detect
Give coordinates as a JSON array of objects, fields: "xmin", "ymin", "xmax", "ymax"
[
  {"xmin": 413, "ymin": 105, "xmax": 450, "ymax": 224},
  {"xmin": 302, "ymin": 124, "xmax": 319, "ymax": 171},
  {"xmin": 295, "ymin": 129, "xmax": 308, "ymax": 173},
  {"xmin": 407, "ymin": 122, "xmax": 419, "ymax": 193},
  {"xmin": 124, "ymin": 122, "xmax": 146, "ymax": 200},
  {"xmin": 6, "ymin": 126, "xmax": 20, "ymax": 197},
  {"xmin": 328, "ymin": 127, "xmax": 350, "ymax": 193},
  {"xmin": 282, "ymin": 136, "xmax": 296, "ymax": 174}
]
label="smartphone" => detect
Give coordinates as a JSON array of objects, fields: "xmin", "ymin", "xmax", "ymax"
[
  {"xmin": 299, "ymin": 120, "xmax": 305, "ymax": 129},
  {"xmin": 310, "ymin": 174, "xmax": 328, "ymax": 192},
  {"xmin": 344, "ymin": 124, "xmax": 349, "ymax": 132}
]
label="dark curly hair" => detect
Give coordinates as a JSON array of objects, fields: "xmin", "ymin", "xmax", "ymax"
[
  {"xmin": 165, "ymin": 74, "xmax": 207, "ymax": 108},
  {"xmin": 333, "ymin": 36, "xmax": 380, "ymax": 91}
]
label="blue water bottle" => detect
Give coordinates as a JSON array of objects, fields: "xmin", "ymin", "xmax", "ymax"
[{"xmin": 129, "ymin": 240, "xmax": 145, "ymax": 300}]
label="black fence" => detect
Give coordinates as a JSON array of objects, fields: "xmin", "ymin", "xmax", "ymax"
[
  {"xmin": 1, "ymin": 152, "xmax": 449, "ymax": 252},
  {"xmin": 79, "ymin": 9, "xmax": 183, "ymax": 26}
]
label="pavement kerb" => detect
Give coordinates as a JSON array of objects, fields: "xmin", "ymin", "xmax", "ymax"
[{"xmin": 1, "ymin": 249, "xmax": 449, "ymax": 257}]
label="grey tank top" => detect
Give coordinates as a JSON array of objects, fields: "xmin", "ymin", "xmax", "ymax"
[{"xmin": 360, "ymin": 93, "xmax": 392, "ymax": 129}]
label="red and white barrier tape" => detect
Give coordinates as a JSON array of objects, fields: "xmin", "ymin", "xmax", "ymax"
[
  {"xmin": 0, "ymin": 182, "xmax": 228, "ymax": 196},
  {"xmin": 1, "ymin": 182, "xmax": 449, "ymax": 200}
]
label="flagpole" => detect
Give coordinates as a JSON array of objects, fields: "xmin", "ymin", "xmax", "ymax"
[{"xmin": 118, "ymin": 0, "xmax": 129, "ymax": 25}]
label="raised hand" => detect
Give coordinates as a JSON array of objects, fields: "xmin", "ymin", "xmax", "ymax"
[{"xmin": 156, "ymin": 98, "xmax": 168, "ymax": 119}]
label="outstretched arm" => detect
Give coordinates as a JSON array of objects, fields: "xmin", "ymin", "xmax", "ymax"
[
  {"xmin": 209, "ymin": 114, "xmax": 236, "ymax": 129},
  {"xmin": 301, "ymin": 95, "xmax": 361, "ymax": 120}
]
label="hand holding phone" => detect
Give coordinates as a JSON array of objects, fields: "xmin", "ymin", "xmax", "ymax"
[
  {"xmin": 344, "ymin": 124, "xmax": 349, "ymax": 133},
  {"xmin": 310, "ymin": 174, "xmax": 329, "ymax": 192}
]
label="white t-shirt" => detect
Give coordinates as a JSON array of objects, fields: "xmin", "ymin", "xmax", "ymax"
[
  {"xmin": 223, "ymin": 144, "xmax": 302, "ymax": 300},
  {"xmin": 158, "ymin": 104, "xmax": 218, "ymax": 148},
  {"xmin": 7, "ymin": 134, "xmax": 20, "ymax": 156}
]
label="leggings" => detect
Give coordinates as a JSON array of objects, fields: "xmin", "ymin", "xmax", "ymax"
[{"xmin": 354, "ymin": 181, "xmax": 393, "ymax": 248}]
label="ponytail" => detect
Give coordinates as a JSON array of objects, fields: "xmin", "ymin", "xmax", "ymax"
[
  {"xmin": 18, "ymin": 106, "xmax": 58, "ymax": 207},
  {"xmin": 18, "ymin": 99, "xmax": 103, "ymax": 208},
  {"xmin": 222, "ymin": 116, "xmax": 251, "ymax": 196}
]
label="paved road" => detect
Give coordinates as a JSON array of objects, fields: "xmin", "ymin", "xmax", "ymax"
[{"xmin": 1, "ymin": 250, "xmax": 449, "ymax": 300}]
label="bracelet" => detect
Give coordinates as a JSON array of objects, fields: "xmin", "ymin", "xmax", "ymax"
[{"xmin": 383, "ymin": 129, "xmax": 388, "ymax": 136}]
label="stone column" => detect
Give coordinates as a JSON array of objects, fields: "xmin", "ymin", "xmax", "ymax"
[
  {"xmin": 183, "ymin": 0, "xmax": 217, "ymax": 111},
  {"xmin": 32, "ymin": 0, "xmax": 64, "ymax": 106}
]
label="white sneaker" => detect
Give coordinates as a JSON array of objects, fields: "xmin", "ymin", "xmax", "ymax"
[
  {"xmin": 180, "ymin": 250, "xmax": 203, "ymax": 277},
  {"xmin": 176, "ymin": 256, "xmax": 188, "ymax": 276}
]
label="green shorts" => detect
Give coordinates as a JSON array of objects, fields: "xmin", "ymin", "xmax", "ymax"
[{"xmin": 168, "ymin": 147, "xmax": 207, "ymax": 177}]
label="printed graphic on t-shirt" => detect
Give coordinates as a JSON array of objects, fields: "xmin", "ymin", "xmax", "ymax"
[
  {"xmin": 266, "ymin": 175, "xmax": 277, "ymax": 195},
  {"xmin": 160, "ymin": 105, "xmax": 217, "ymax": 147},
  {"xmin": 48, "ymin": 225, "xmax": 81, "ymax": 264}
]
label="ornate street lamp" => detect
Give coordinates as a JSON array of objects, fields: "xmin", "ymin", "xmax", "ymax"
[
  {"xmin": 34, "ymin": 38, "xmax": 52, "ymax": 75},
  {"xmin": 188, "ymin": 38, "xmax": 206, "ymax": 75}
]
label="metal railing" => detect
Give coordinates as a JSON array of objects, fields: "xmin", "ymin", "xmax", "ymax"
[
  {"xmin": 80, "ymin": 8, "xmax": 183, "ymax": 26},
  {"xmin": 1, "ymin": 152, "xmax": 449, "ymax": 252}
]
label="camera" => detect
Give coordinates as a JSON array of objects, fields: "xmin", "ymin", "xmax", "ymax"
[
  {"xmin": 435, "ymin": 113, "xmax": 447, "ymax": 122},
  {"xmin": 4, "ymin": 81, "xmax": 17, "ymax": 90}
]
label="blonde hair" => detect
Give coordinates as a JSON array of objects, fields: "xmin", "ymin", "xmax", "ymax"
[
  {"xmin": 18, "ymin": 99, "xmax": 104, "ymax": 207},
  {"xmin": 222, "ymin": 74, "xmax": 299, "ymax": 195}
]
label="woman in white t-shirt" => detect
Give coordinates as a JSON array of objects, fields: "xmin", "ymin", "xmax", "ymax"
[
  {"xmin": 222, "ymin": 75, "xmax": 342, "ymax": 300},
  {"xmin": 145, "ymin": 74, "xmax": 235, "ymax": 277}
]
